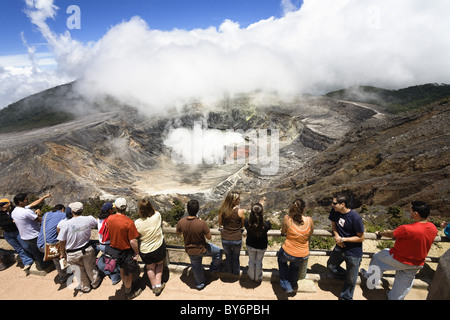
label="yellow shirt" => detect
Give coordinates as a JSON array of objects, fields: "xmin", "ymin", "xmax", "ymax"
[
  {"xmin": 134, "ymin": 211, "xmax": 164, "ymax": 254},
  {"xmin": 282, "ymin": 216, "xmax": 313, "ymax": 258}
]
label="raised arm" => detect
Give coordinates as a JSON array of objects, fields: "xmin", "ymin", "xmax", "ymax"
[{"xmin": 28, "ymin": 193, "xmax": 51, "ymax": 208}]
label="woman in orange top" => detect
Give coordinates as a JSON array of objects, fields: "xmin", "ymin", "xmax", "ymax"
[{"xmin": 277, "ymin": 199, "xmax": 314, "ymax": 293}]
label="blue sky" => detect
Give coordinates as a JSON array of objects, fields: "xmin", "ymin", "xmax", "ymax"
[
  {"xmin": 0, "ymin": 0, "xmax": 301, "ymax": 56},
  {"xmin": 0, "ymin": 0, "xmax": 303, "ymax": 108}
]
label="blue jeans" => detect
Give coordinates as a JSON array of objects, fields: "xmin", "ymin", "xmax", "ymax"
[
  {"xmin": 222, "ymin": 239, "xmax": 242, "ymax": 275},
  {"xmin": 96, "ymin": 244, "xmax": 121, "ymax": 285},
  {"xmin": 277, "ymin": 247, "xmax": 309, "ymax": 292},
  {"xmin": 247, "ymin": 245, "xmax": 266, "ymax": 281},
  {"xmin": 24, "ymin": 237, "xmax": 52, "ymax": 270},
  {"xmin": 188, "ymin": 243, "xmax": 222, "ymax": 289},
  {"xmin": 327, "ymin": 246, "xmax": 362, "ymax": 300},
  {"xmin": 369, "ymin": 249, "xmax": 422, "ymax": 300},
  {"xmin": 3, "ymin": 231, "xmax": 34, "ymax": 266}
]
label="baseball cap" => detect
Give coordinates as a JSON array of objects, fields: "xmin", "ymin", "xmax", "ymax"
[
  {"xmin": 0, "ymin": 198, "xmax": 10, "ymax": 207},
  {"xmin": 101, "ymin": 202, "xmax": 114, "ymax": 212},
  {"xmin": 114, "ymin": 198, "xmax": 127, "ymax": 210},
  {"xmin": 69, "ymin": 202, "xmax": 84, "ymax": 213}
]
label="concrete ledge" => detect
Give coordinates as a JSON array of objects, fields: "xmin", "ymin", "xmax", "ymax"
[
  {"xmin": 296, "ymin": 279, "xmax": 317, "ymax": 293},
  {"xmin": 161, "ymin": 262, "xmax": 429, "ymax": 292},
  {"xmin": 427, "ymin": 249, "xmax": 450, "ymax": 300},
  {"xmin": 163, "ymin": 263, "xmax": 317, "ymax": 293}
]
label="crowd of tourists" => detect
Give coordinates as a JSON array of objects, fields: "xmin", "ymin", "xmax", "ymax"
[{"xmin": 0, "ymin": 191, "xmax": 439, "ymax": 300}]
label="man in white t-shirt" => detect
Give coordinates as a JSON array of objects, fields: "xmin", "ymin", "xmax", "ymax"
[
  {"xmin": 11, "ymin": 193, "xmax": 52, "ymax": 270},
  {"xmin": 58, "ymin": 202, "xmax": 101, "ymax": 293}
]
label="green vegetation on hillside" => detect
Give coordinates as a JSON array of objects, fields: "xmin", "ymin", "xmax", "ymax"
[
  {"xmin": 1, "ymin": 82, "xmax": 449, "ymax": 134},
  {"xmin": 0, "ymin": 83, "xmax": 77, "ymax": 133},
  {"xmin": 0, "ymin": 106, "xmax": 75, "ymax": 133},
  {"xmin": 326, "ymin": 83, "xmax": 450, "ymax": 113}
]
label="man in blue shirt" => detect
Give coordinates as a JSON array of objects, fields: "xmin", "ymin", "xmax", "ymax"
[
  {"xmin": 37, "ymin": 205, "xmax": 67, "ymax": 249},
  {"xmin": 327, "ymin": 194, "xmax": 365, "ymax": 300},
  {"xmin": 37, "ymin": 204, "xmax": 69, "ymax": 283}
]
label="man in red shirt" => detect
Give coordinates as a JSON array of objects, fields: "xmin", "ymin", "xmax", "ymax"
[
  {"xmin": 106, "ymin": 198, "xmax": 142, "ymax": 299},
  {"xmin": 361, "ymin": 201, "xmax": 438, "ymax": 300}
]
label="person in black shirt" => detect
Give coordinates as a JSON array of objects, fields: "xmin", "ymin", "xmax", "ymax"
[
  {"xmin": 327, "ymin": 194, "xmax": 365, "ymax": 300},
  {"xmin": 244, "ymin": 198, "xmax": 271, "ymax": 282}
]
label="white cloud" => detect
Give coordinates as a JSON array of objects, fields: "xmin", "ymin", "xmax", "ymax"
[
  {"xmin": 280, "ymin": 0, "xmax": 302, "ymax": 15},
  {"xmin": 0, "ymin": 0, "xmax": 88, "ymax": 108},
  {"xmin": 0, "ymin": 48, "xmax": 69, "ymax": 108},
  {"xmin": 0, "ymin": 47, "xmax": 66, "ymax": 108},
  {"xmin": 0, "ymin": 52, "xmax": 56, "ymax": 69},
  {"xmin": 1, "ymin": 0, "xmax": 450, "ymax": 111},
  {"xmin": 0, "ymin": 63, "xmax": 70, "ymax": 108},
  {"xmin": 77, "ymin": 0, "xmax": 450, "ymax": 114}
]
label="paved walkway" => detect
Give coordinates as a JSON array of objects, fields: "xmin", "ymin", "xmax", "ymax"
[{"xmin": 0, "ymin": 256, "xmax": 428, "ymax": 301}]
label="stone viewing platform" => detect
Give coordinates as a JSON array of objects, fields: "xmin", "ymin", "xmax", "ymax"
[
  {"xmin": 0, "ymin": 251, "xmax": 434, "ymax": 301},
  {"xmin": 1, "ymin": 228, "xmax": 448, "ymax": 300}
]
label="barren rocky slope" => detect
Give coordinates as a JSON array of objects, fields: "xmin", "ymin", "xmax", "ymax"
[
  {"xmin": 0, "ymin": 84, "xmax": 448, "ymax": 220},
  {"xmin": 262, "ymin": 99, "xmax": 450, "ymax": 217}
]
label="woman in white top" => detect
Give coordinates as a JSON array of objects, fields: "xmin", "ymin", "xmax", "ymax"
[{"xmin": 134, "ymin": 198, "xmax": 166, "ymax": 296}]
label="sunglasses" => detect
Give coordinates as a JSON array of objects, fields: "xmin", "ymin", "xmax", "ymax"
[{"xmin": 332, "ymin": 201, "xmax": 339, "ymax": 205}]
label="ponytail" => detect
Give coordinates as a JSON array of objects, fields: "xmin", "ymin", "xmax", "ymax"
[
  {"xmin": 289, "ymin": 199, "xmax": 306, "ymax": 225},
  {"xmin": 248, "ymin": 202, "xmax": 264, "ymax": 236}
]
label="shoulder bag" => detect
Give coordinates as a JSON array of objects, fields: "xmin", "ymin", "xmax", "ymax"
[{"xmin": 43, "ymin": 213, "xmax": 61, "ymax": 261}]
